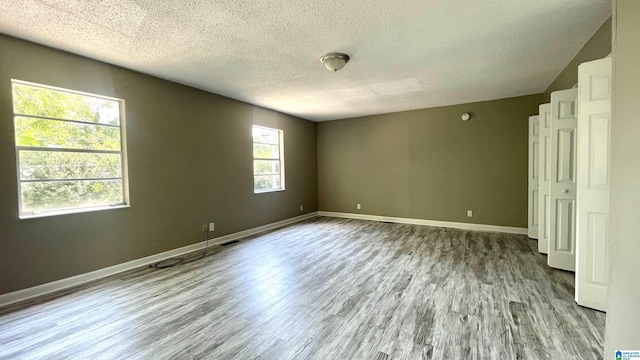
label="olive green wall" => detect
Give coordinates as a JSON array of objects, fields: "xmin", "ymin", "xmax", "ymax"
[
  {"xmin": 317, "ymin": 95, "xmax": 541, "ymax": 228},
  {"xmin": 0, "ymin": 35, "xmax": 318, "ymax": 296},
  {"xmin": 542, "ymin": 17, "xmax": 611, "ymax": 102}
]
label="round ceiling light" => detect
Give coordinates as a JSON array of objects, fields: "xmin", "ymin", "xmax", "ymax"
[{"xmin": 320, "ymin": 53, "xmax": 350, "ymax": 72}]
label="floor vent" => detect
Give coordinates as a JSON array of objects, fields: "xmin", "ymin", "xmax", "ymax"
[{"xmin": 220, "ymin": 240, "xmax": 240, "ymax": 247}]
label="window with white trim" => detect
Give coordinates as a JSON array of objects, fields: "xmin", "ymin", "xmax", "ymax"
[
  {"xmin": 11, "ymin": 80, "xmax": 128, "ymax": 217},
  {"xmin": 252, "ymin": 125, "xmax": 284, "ymax": 193}
]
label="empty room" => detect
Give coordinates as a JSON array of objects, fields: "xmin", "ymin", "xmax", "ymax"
[{"xmin": 0, "ymin": 0, "xmax": 638, "ymax": 359}]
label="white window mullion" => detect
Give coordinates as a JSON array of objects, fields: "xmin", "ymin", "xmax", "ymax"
[
  {"xmin": 14, "ymin": 114, "xmax": 121, "ymax": 128},
  {"xmin": 21, "ymin": 177, "xmax": 123, "ymax": 183},
  {"xmin": 17, "ymin": 147, "xmax": 122, "ymax": 155}
]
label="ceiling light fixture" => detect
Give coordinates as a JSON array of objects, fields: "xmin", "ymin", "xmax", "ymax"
[{"xmin": 320, "ymin": 52, "xmax": 350, "ymax": 72}]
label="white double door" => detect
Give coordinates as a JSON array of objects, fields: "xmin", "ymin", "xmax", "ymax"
[{"xmin": 536, "ymin": 58, "xmax": 611, "ymax": 311}]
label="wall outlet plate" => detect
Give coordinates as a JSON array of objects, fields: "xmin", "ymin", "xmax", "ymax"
[
  {"xmin": 357, "ymin": 203, "xmax": 361, "ymax": 210},
  {"xmin": 209, "ymin": 222, "xmax": 215, "ymax": 231},
  {"xmin": 467, "ymin": 210, "xmax": 473, "ymax": 217}
]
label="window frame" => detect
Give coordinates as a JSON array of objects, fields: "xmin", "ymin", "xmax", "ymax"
[
  {"xmin": 252, "ymin": 125, "xmax": 285, "ymax": 193},
  {"xmin": 11, "ymin": 79, "xmax": 130, "ymax": 219}
]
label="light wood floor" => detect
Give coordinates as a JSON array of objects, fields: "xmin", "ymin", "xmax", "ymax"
[{"xmin": 0, "ymin": 217, "xmax": 605, "ymax": 359}]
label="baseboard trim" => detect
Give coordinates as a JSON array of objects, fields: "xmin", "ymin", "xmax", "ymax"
[
  {"xmin": 0, "ymin": 212, "xmax": 319, "ymax": 308},
  {"xmin": 317, "ymin": 211, "xmax": 527, "ymax": 235}
]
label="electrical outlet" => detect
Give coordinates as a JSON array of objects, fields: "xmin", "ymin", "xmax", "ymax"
[
  {"xmin": 299, "ymin": 205, "xmax": 303, "ymax": 212},
  {"xmin": 467, "ymin": 210, "xmax": 473, "ymax": 217},
  {"xmin": 209, "ymin": 222, "xmax": 215, "ymax": 231},
  {"xmin": 357, "ymin": 203, "xmax": 361, "ymax": 210},
  {"xmin": 202, "ymin": 224, "xmax": 208, "ymax": 232}
]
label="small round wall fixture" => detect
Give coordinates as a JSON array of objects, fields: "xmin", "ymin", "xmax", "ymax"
[
  {"xmin": 461, "ymin": 113, "xmax": 471, "ymax": 121},
  {"xmin": 320, "ymin": 53, "xmax": 350, "ymax": 72}
]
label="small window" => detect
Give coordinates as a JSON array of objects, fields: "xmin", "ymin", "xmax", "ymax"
[
  {"xmin": 11, "ymin": 80, "xmax": 128, "ymax": 217},
  {"xmin": 252, "ymin": 125, "xmax": 284, "ymax": 193}
]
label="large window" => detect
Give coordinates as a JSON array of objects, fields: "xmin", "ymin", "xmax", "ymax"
[
  {"xmin": 11, "ymin": 80, "xmax": 128, "ymax": 217},
  {"xmin": 252, "ymin": 125, "xmax": 284, "ymax": 193}
]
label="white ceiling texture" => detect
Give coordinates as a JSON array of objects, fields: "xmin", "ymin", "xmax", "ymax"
[{"xmin": 0, "ymin": 0, "xmax": 610, "ymax": 121}]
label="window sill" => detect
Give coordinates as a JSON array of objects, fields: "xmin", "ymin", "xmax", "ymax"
[
  {"xmin": 254, "ymin": 188, "xmax": 286, "ymax": 194},
  {"xmin": 19, "ymin": 204, "xmax": 131, "ymax": 219}
]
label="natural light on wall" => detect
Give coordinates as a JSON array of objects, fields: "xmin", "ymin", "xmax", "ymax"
[
  {"xmin": 11, "ymin": 80, "xmax": 128, "ymax": 217},
  {"xmin": 252, "ymin": 125, "xmax": 284, "ymax": 193}
]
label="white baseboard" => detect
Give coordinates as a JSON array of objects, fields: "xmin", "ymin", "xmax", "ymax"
[
  {"xmin": 0, "ymin": 212, "xmax": 318, "ymax": 308},
  {"xmin": 317, "ymin": 211, "xmax": 527, "ymax": 235}
]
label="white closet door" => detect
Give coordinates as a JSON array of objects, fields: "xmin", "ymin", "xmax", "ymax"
[
  {"xmin": 528, "ymin": 115, "xmax": 540, "ymax": 239},
  {"xmin": 538, "ymin": 103, "xmax": 551, "ymax": 253},
  {"xmin": 576, "ymin": 57, "xmax": 612, "ymax": 311},
  {"xmin": 549, "ymin": 88, "xmax": 578, "ymax": 272}
]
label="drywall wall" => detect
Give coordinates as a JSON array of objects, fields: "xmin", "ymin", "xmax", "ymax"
[
  {"xmin": 604, "ymin": 0, "xmax": 640, "ymax": 353},
  {"xmin": 542, "ymin": 17, "xmax": 612, "ymax": 102},
  {"xmin": 0, "ymin": 35, "xmax": 318, "ymax": 296},
  {"xmin": 317, "ymin": 95, "xmax": 541, "ymax": 228}
]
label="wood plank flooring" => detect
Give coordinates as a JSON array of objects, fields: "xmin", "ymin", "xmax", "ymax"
[{"xmin": 0, "ymin": 217, "xmax": 605, "ymax": 359}]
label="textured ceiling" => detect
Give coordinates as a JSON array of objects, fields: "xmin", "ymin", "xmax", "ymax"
[{"xmin": 0, "ymin": 0, "xmax": 610, "ymax": 121}]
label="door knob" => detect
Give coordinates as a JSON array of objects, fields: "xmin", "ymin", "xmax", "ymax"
[{"xmin": 562, "ymin": 189, "xmax": 569, "ymax": 193}]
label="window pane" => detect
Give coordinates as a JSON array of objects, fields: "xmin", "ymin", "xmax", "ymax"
[
  {"xmin": 19, "ymin": 151, "xmax": 122, "ymax": 180},
  {"xmin": 15, "ymin": 117, "xmax": 121, "ymax": 151},
  {"xmin": 253, "ymin": 143, "xmax": 280, "ymax": 159},
  {"xmin": 21, "ymin": 179, "xmax": 123, "ymax": 213},
  {"xmin": 253, "ymin": 159, "xmax": 280, "ymax": 175},
  {"xmin": 12, "ymin": 83, "xmax": 120, "ymax": 125},
  {"xmin": 254, "ymin": 175, "xmax": 281, "ymax": 191},
  {"xmin": 252, "ymin": 127, "xmax": 279, "ymax": 145}
]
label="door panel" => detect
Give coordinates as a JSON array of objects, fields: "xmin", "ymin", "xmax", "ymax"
[
  {"xmin": 559, "ymin": 100, "xmax": 576, "ymax": 119},
  {"xmin": 588, "ymin": 115, "xmax": 610, "ymax": 189},
  {"xmin": 556, "ymin": 128, "xmax": 576, "ymax": 183},
  {"xmin": 555, "ymin": 199, "xmax": 575, "ymax": 252},
  {"xmin": 532, "ymin": 190, "xmax": 539, "ymax": 225},
  {"xmin": 548, "ymin": 88, "xmax": 578, "ymax": 271},
  {"xmin": 587, "ymin": 212, "xmax": 608, "ymax": 284},
  {"xmin": 576, "ymin": 57, "xmax": 612, "ymax": 311},
  {"xmin": 533, "ymin": 142, "xmax": 539, "ymax": 180}
]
